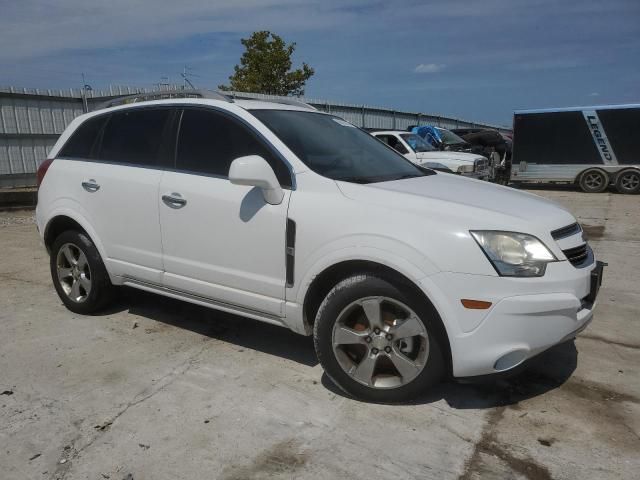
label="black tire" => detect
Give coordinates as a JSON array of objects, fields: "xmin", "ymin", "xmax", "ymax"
[
  {"xmin": 313, "ymin": 273, "xmax": 446, "ymax": 403},
  {"xmin": 50, "ymin": 230, "xmax": 115, "ymax": 314},
  {"xmin": 614, "ymin": 169, "xmax": 640, "ymax": 194},
  {"xmin": 578, "ymin": 169, "xmax": 609, "ymax": 193}
]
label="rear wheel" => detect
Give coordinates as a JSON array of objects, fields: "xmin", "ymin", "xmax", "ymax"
[
  {"xmin": 614, "ymin": 169, "xmax": 640, "ymax": 194},
  {"xmin": 578, "ymin": 169, "xmax": 609, "ymax": 193},
  {"xmin": 50, "ymin": 230, "xmax": 115, "ymax": 314},
  {"xmin": 313, "ymin": 274, "xmax": 446, "ymax": 403}
]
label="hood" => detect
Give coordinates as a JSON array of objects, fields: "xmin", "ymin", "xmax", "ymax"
[
  {"xmin": 415, "ymin": 151, "xmax": 481, "ymax": 163},
  {"xmin": 337, "ymin": 173, "xmax": 575, "ymax": 234}
]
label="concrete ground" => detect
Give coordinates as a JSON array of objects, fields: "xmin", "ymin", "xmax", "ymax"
[{"xmin": 1, "ymin": 188, "xmax": 638, "ymax": 480}]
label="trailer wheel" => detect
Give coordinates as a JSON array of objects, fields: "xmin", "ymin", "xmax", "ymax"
[
  {"xmin": 578, "ymin": 169, "xmax": 609, "ymax": 193},
  {"xmin": 614, "ymin": 169, "xmax": 640, "ymax": 194}
]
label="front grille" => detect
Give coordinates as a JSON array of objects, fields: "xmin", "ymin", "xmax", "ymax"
[
  {"xmin": 563, "ymin": 243, "xmax": 589, "ymax": 266},
  {"xmin": 474, "ymin": 159, "xmax": 488, "ymax": 172},
  {"xmin": 551, "ymin": 222, "xmax": 582, "ymax": 240}
]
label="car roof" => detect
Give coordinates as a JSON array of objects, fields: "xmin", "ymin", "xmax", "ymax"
[{"xmin": 77, "ymin": 97, "xmax": 322, "ymax": 126}]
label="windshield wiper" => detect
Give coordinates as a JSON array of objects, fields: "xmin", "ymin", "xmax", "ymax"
[
  {"xmin": 334, "ymin": 176, "xmax": 374, "ymax": 184},
  {"xmin": 389, "ymin": 173, "xmax": 424, "ymax": 181},
  {"xmin": 336, "ymin": 173, "xmax": 426, "ymax": 183}
]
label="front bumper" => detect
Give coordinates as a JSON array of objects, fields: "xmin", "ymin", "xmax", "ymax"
[{"xmin": 422, "ymin": 260, "xmax": 602, "ymax": 378}]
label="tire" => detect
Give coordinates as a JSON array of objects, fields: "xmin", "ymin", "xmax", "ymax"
[
  {"xmin": 313, "ymin": 273, "xmax": 446, "ymax": 403},
  {"xmin": 578, "ymin": 169, "xmax": 609, "ymax": 193},
  {"xmin": 614, "ymin": 169, "xmax": 640, "ymax": 194},
  {"xmin": 50, "ymin": 230, "xmax": 115, "ymax": 314}
]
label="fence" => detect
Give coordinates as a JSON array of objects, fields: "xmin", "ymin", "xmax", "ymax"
[{"xmin": 0, "ymin": 86, "xmax": 510, "ymax": 187}]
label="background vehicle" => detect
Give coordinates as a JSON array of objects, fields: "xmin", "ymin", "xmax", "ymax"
[
  {"xmin": 452, "ymin": 128, "xmax": 513, "ymax": 185},
  {"xmin": 370, "ymin": 130, "xmax": 488, "ymax": 179},
  {"xmin": 511, "ymin": 104, "xmax": 640, "ymax": 194}
]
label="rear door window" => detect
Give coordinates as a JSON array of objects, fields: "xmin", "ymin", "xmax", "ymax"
[
  {"xmin": 59, "ymin": 115, "xmax": 108, "ymax": 159},
  {"xmin": 98, "ymin": 108, "xmax": 172, "ymax": 167},
  {"xmin": 176, "ymin": 108, "xmax": 291, "ymax": 187}
]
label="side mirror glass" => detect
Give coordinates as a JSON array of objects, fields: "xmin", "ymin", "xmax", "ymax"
[{"xmin": 229, "ymin": 155, "xmax": 284, "ymax": 205}]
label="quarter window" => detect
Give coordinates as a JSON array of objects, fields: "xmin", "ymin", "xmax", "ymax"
[
  {"xmin": 59, "ymin": 115, "xmax": 108, "ymax": 159},
  {"xmin": 98, "ymin": 108, "xmax": 172, "ymax": 167},
  {"xmin": 176, "ymin": 108, "xmax": 291, "ymax": 187}
]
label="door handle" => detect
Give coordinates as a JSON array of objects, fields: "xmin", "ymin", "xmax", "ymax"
[
  {"xmin": 81, "ymin": 179, "xmax": 100, "ymax": 192},
  {"xmin": 162, "ymin": 193, "xmax": 187, "ymax": 209}
]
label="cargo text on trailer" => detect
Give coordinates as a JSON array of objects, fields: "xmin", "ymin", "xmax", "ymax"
[{"xmin": 510, "ymin": 104, "xmax": 640, "ymax": 194}]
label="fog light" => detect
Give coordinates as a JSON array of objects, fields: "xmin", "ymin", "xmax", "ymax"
[{"xmin": 494, "ymin": 350, "xmax": 528, "ymax": 371}]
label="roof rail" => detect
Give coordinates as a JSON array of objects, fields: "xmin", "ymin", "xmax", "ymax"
[
  {"xmin": 95, "ymin": 89, "xmax": 232, "ymax": 110},
  {"xmin": 94, "ymin": 89, "xmax": 318, "ymax": 112},
  {"xmin": 233, "ymin": 94, "xmax": 317, "ymax": 111}
]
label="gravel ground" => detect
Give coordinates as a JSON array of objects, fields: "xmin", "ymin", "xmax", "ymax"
[{"xmin": 1, "ymin": 188, "xmax": 639, "ymax": 480}]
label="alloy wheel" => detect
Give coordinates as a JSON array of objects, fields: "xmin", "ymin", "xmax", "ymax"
[
  {"xmin": 331, "ymin": 296, "xmax": 429, "ymax": 389},
  {"xmin": 56, "ymin": 243, "xmax": 92, "ymax": 303}
]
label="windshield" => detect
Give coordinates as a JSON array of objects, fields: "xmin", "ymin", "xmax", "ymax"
[
  {"xmin": 400, "ymin": 133, "xmax": 435, "ymax": 152},
  {"xmin": 251, "ymin": 110, "xmax": 431, "ymax": 183},
  {"xmin": 435, "ymin": 128, "xmax": 467, "ymax": 145}
]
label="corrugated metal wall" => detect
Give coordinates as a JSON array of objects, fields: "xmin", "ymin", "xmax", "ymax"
[{"xmin": 0, "ymin": 86, "xmax": 510, "ymax": 187}]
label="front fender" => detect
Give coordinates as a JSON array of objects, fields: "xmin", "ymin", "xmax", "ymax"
[{"xmin": 292, "ymin": 234, "xmax": 439, "ymax": 306}]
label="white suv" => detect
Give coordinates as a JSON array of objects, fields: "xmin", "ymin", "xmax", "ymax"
[
  {"xmin": 371, "ymin": 130, "xmax": 489, "ymax": 179},
  {"xmin": 36, "ymin": 92, "xmax": 603, "ymax": 402}
]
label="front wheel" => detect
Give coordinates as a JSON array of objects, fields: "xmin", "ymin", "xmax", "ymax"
[
  {"xmin": 50, "ymin": 230, "xmax": 115, "ymax": 314},
  {"xmin": 313, "ymin": 274, "xmax": 446, "ymax": 403}
]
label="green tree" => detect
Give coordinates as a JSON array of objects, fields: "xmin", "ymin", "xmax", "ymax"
[{"xmin": 219, "ymin": 31, "xmax": 314, "ymax": 96}]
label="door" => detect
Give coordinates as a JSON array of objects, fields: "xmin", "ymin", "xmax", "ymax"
[
  {"xmin": 57, "ymin": 108, "xmax": 174, "ymax": 284},
  {"xmin": 159, "ymin": 107, "xmax": 293, "ymax": 317}
]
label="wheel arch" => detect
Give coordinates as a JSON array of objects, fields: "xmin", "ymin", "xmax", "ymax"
[
  {"xmin": 43, "ymin": 213, "xmax": 105, "ymax": 260},
  {"xmin": 302, "ymin": 259, "xmax": 453, "ymax": 376}
]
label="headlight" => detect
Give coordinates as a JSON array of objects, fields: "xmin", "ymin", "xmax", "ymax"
[
  {"xmin": 470, "ymin": 231, "xmax": 556, "ymax": 277},
  {"xmin": 457, "ymin": 164, "xmax": 474, "ymax": 173}
]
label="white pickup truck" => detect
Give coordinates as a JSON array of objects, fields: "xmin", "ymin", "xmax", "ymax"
[{"xmin": 371, "ymin": 130, "xmax": 489, "ymax": 179}]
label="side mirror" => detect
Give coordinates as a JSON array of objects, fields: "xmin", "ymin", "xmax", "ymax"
[{"xmin": 229, "ymin": 155, "xmax": 284, "ymax": 205}]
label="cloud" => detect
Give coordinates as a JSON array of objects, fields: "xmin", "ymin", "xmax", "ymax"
[
  {"xmin": 414, "ymin": 63, "xmax": 446, "ymax": 74},
  {"xmin": 588, "ymin": 92, "xmax": 600, "ymax": 96}
]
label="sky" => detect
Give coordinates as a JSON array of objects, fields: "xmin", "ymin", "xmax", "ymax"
[{"xmin": 1, "ymin": 0, "xmax": 639, "ymax": 126}]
